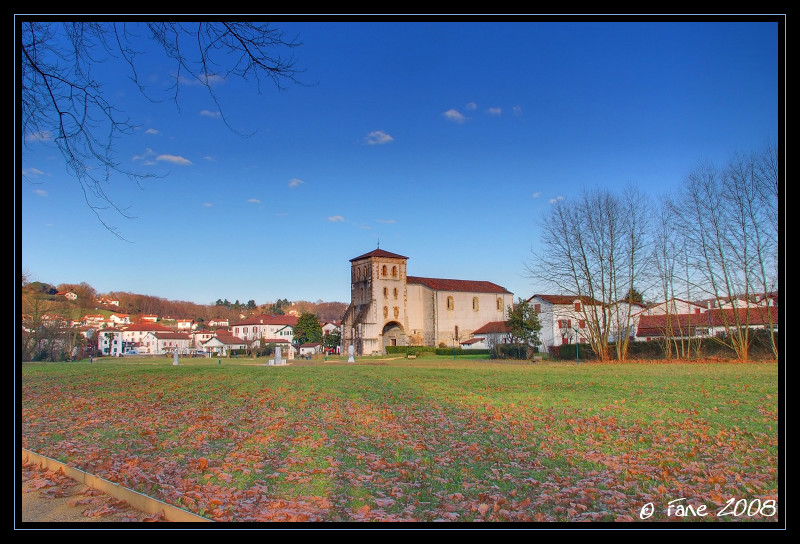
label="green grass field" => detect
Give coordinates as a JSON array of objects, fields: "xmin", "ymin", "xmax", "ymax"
[{"xmin": 21, "ymin": 355, "xmax": 780, "ymax": 523}]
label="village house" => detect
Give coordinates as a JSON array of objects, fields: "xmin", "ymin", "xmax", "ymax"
[
  {"xmin": 231, "ymin": 314, "xmax": 298, "ymax": 344},
  {"xmin": 190, "ymin": 329, "xmax": 214, "ymax": 350},
  {"xmin": 527, "ymin": 295, "xmax": 604, "ymax": 353},
  {"xmin": 202, "ymin": 334, "xmax": 249, "ymax": 357},
  {"xmin": 176, "ymin": 318, "xmax": 194, "ymax": 331},
  {"xmin": 636, "ymin": 306, "xmax": 779, "ymax": 341},
  {"xmin": 119, "ymin": 323, "xmax": 175, "ymax": 354},
  {"xmin": 97, "ymin": 328, "xmax": 124, "ymax": 356},
  {"xmin": 139, "ymin": 331, "xmax": 192, "ymax": 355},
  {"xmin": 461, "ymin": 321, "xmax": 511, "ymax": 350}
]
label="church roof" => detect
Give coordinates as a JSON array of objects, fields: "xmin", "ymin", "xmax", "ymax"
[
  {"xmin": 350, "ymin": 249, "xmax": 409, "ymax": 262},
  {"xmin": 407, "ymin": 276, "xmax": 511, "ymax": 294}
]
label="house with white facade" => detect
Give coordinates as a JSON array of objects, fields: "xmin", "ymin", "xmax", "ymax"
[
  {"xmin": 109, "ymin": 313, "xmax": 131, "ymax": 326},
  {"xmin": 120, "ymin": 323, "xmax": 175, "ymax": 354},
  {"xmin": 207, "ymin": 318, "xmax": 229, "ymax": 328},
  {"xmin": 97, "ymin": 328, "xmax": 124, "ymax": 356},
  {"xmin": 637, "ymin": 297, "xmax": 706, "ymax": 316},
  {"xmin": 636, "ymin": 306, "xmax": 779, "ymax": 341},
  {"xmin": 176, "ymin": 319, "xmax": 194, "ymax": 331},
  {"xmin": 140, "ymin": 331, "xmax": 192, "ymax": 355},
  {"xmin": 462, "ymin": 321, "xmax": 511, "ymax": 350},
  {"xmin": 191, "ymin": 329, "xmax": 214, "ymax": 350},
  {"xmin": 527, "ymin": 295, "xmax": 603, "ymax": 353},
  {"xmin": 231, "ymin": 314, "xmax": 298, "ymax": 344},
  {"xmin": 202, "ymin": 334, "xmax": 248, "ymax": 357}
]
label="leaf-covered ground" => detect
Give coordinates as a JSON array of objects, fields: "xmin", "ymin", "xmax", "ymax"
[{"xmin": 21, "ymin": 358, "xmax": 780, "ymax": 524}]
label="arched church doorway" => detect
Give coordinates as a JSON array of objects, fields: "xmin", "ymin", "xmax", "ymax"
[{"xmin": 382, "ymin": 322, "xmax": 406, "ymax": 349}]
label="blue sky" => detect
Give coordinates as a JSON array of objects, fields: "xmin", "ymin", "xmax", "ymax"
[{"xmin": 19, "ymin": 18, "xmax": 781, "ymax": 306}]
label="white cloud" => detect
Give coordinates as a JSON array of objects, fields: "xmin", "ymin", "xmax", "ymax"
[
  {"xmin": 549, "ymin": 196, "xmax": 564, "ymax": 204},
  {"xmin": 532, "ymin": 192, "xmax": 541, "ymax": 198},
  {"xmin": 443, "ymin": 109, "xmax": 468, "ymax": 123},
  {"xmin": 328, "ymin": 215, "xmax": 345, "ymax": 222},
  {"xmin": 133, "ymin": 148, "xmax": 155, "ymax": 161},
  {"xmin": 156, "ymin": 154, "xmax": 192, "ymax": 165},
  {"xmin": 34, "ymin": 189, "xmax": 47, "ymax": 197},
  {"xmin": 200, "ymin": 110, "xmax": 221, "ymax": 118},
  {"xmin": 203, "ymin": 202, "xmax": 213, "ymax": 207},
  {"xmin": 513, "ymin": 105, "xmax": 523, "ymax": 116},
  {"xmin": 288, "ymin": 178, "xmax": 304, "ymax": 188},
  {"xmin": 23, "ymin": 168, "xmax": 45, "ymax": 177},
  {"xmin": 25, "ymin": 131, "xmax": 51, "ymax": 143},
  {"xmin": 487, "ymin": 107, "xmax": 502, "ymax": 116},
  {"xmin": 365, "ymin": 130, "xmax": 394, "ymax": 145},
  {"xmin": 377, "ymin": 219, "xmax": 396, "ymax": 224},
  {"xmin": 466, "ymin": 102, "xmax": 477, "ymax": 110},
  {"xmin": 248, "ymin": 198, "xmax": 261, "ymax": 204},
  {"xmin": 145, "ymin": 128, "xmax": 159, "ymax": 135}
]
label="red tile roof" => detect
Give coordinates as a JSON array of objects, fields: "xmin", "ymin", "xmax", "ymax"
[
  {"xmin": 472, "ymin": 321, "xmax": 511, "ymax": 334},
  {"xmin": 637, "ymin": 307, "xmax": 778, "ymax": 337},
  {"xmin": 350, "ymin": 249, "xmax": 409, "ymax": 262},
  {"xmin": 528, "ymin": 294, "xmax": 603, "ymax": 306},
  {"xmin": 123, "ymin": 324, "xmax": 174, "ymax": 332},
  {"xmin": 153, "ymin": 332, "xmax": 191, "ymax": 340},
  {"xmin": 231, "ymin": 314, "xmax": 298, "ymax": 327},
  {"xmin": 213, "ymin": 335, "xmax": 247, "ymax": 345},
  {"xmin": 407, "ymin": 276, "xmax": 511, "ymax": 294}
]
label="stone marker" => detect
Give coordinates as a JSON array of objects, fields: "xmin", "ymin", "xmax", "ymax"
[
  {"xmin": 172, "ymin": 348, "xmax": 179, "ymax": 366},
  {"xmin": 347, "ymin": 345, "xmax": 355, "ymax": 363}
]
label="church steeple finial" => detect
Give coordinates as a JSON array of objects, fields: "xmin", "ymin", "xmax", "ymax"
[{"xmin": 377, "ymin": 238, "xmax": 380, "ymax": 249}]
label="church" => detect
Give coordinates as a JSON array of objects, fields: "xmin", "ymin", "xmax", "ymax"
[{"xmin": 341, "ymin": 249, "xmax": 514, "ymax": 355}]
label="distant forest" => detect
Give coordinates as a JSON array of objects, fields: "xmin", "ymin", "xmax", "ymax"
[{"xmin": 21, "ymin": 278, "xmax": 348, "ymax": 323}]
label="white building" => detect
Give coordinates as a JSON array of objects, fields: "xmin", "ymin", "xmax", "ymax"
[
  {"xmin": 527, "ymin": 295, "xmax": 603, "ymax": 353},
  {"xmin": 342, "ymin": 249, "xmax": 514, "ymax": 355}
]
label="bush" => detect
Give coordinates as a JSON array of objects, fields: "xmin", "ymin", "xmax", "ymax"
[{"xmin": 493, "ymin": 344, "xmax": 533, "ymax": 360}]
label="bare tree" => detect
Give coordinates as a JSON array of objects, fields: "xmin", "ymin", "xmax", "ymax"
[
  {"xmin": 527, "ymin": 186, "xmax": 651, "ymax": 361},
  {"xmin": 19, "ymin": 20, "xmax": 304, "ymax": 238},
  {"xmin": 669, "ymin": 144, "xmax": 779, "ymax": 361}
]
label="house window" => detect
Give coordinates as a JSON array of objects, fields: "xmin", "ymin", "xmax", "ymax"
[
  {"xmin": 447, "ymin": 296, "xmax": 454, "ymax": 310},
  {"xmin": 473, "ymin": 297, "xmax": 479, "ymax": 311},
  {"xmin": 497, "ymin": 297, "xmax": 502, "ymax": 311},
  {"xmin": 579, "ymin": 320, "xmax": 586, "ymax": 329},
  {"xmin": 534, "ymin": 304, "xmax": 541, "ymax": 313},
  {"xmin": 574, "ymin": 302, "xmax": 581, "ymax": 312},
  {"xmin": 558, "ymin": 319, "xmax": 572, "ymax": 329}
]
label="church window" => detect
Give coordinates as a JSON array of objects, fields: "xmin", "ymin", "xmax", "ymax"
[
  {"xmin": 383, "ymin": 306, "xmax": 389, "ymax": 318},
  {"xmin": 382, "ymin": 265, "xmax": 388, "ymax": 276},
  {"xmin": 392, "ymin": 266, "xmax": 397, "ymax": 277},
  {"xmin": 393, "ymin": 287, "xmax": 398, "ymax": 299},
  {"xmin": 447, "ymin": 296, "xmax": 454, "ymax": 310},
  {"xmin": 473, "ymin": 297, "xmax": 479, "ymax": 311},
  {"xmin": 394, "ymin": 307, "xmax": 399, "ymax": 318},
  {"xmin": 383, "ymin": 287, "xmax": 388, "ymax": 298}
]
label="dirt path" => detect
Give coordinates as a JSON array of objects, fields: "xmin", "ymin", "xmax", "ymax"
[{"xmin": 19, "ymin": 461, "xmax": 167, "ymax": 524}]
